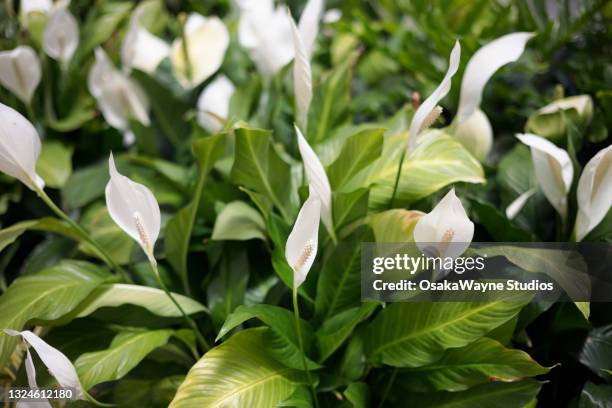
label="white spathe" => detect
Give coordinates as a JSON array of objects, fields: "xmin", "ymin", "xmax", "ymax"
[
  {"xmin": 105, "ymin": 153, "xmax": 161, "ymax": 265},
  {"xmin": 20, "ymin": 0, "xmax": 52, "ymax": 16},
  {"xmin": 5, "ymin": 330, "xmax": 84, "ymax": 399},
  {"xmin": 171, "ymin": 13, "xmax": 229, "ymax": 88},
  {"xmin": 538, "ymin": 94, "xmax": 593, "ymax": 118},
  {"xmin": 43, "ymin": 4, "xmax": 79, "ymax": 64},
  {"xmin": 517, "ymin": 133, "xmax": 573, "ymax": 218},
  {"xmin": 295, "ymin": 125, "xmax": 333, "ymax": 238},
  {"xmin": 0, "ymin": 46, "xmax": 42, "ymax": 104},
  {"xmin": 455, "ymin": 32, "xmax": 534, "ymax": 124},
  {"xmin": 575, "ymin": 145, "xmax": 612, "ymax": 241},
  {"xmin": 505, "ymin": 188, "xmax": 537, "ymax": 220},
  {"xmin": 285, "ymin": 193, "xmax": 321, "ymax": 289},
  {"xmin": 289, "ymin": 12, "xmax": 312, "ymax": 130},
  {"xmin": 0, "ymin": 103, "xmax": 45, "ymax": 191},
  {"xmin": 414, "ymin": 188, "xmax": 474, "ymax": 259},
  {"xmin": 408, "ymin": 41, "xmax": 461, "ymax": 151},
  {"xmin": 121, "ymin": 12, "xmax": 169, "ymax": 75},
  {"xmin": 18, "ymin": 349, "xmax": 53, "ymax": 408},
  {"xmin": 297, "ymin": 0, "xmax": 323, "ymax": 59},
  {"xmin": 453, "ymin": 108, "xmax": 493, "ymax": 162},
  {"xmin": 238, "ymin": 0, "xmax": 294, "ymax": 77},
  {"xmin": 196, "ymin": 75, "xmax": 235, "ymax": 133},
  {"xmin": 87, "ymin": 48, "xmax": 150, "ymax": 143}
]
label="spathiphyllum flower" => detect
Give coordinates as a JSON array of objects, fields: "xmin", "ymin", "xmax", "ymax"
[
  {"xmin": 414, "ymin": 188, "xmax": 474, "ymax": 260},
  {"xmin": 453, "ymin": 32, "xmax": 534, "ymax": 161},
  {"xmin": 505, "ymin": 188, "xmax": 536, "ymax": 220},
  {"xmin": 289, "ymin": 12, "xmax": 312, "ymax": 130},
  {"xmin": 43, "ymin": 1, "xmax": 79, "ymax": 64},
  {"xmin": 171, "ymin": 13, "xmax": 229, "ymax": 88},
  {"xmin": 517, "ymin": 133, "xmax": 573, "ymax": 219},
  {"xmin": 526, "ymin": 95, "xmax": 594, "ymax": 141},
  {"xmin": 88, "ymin": 48, "xmax": 150, "ymax": 145},
  {"xmin": 0, "ymin": 103, "xmax": 45, "ymax": 190},
  {"xmin": 0, "ymin": 46, "xmax": 42, "ymax": 104},
  {"xmin": 121, "ymin": 8, "xmax": 169, "ymax": 74},
  {"xmin": 196, "ymin": 75, "xmax": 235, "ymax": 133},
  {"xmin": 408, "ymin": 41, "xmax": 460, "ymax": 151},
  {"xmin": 5, "ymin": 330, "xmax": 84, "ymax": 400},
  {"xmin": 295, "ymin": 125, "xmax": 334, "ymax": 239},
  {"xmin": 237, "ymin": 0, "xmax": 294, "ymax": 77},
  {"xmin": 286, "ymin": 193, "xmax": 321, "ymax": 289},
  {"xmin": 105, "ymin": 153, "xmax": 161, "ymax": 266},
  {"xmin": 575, "ymin": 145, "xmax": 612, "ymax": 241},
  {"xmin": 297, "ymin": 0, "xmax": 323, "ymax": 59},
  {"xmin": 20, "ymin": 0, "xmax": 52, "ymax": 16}
]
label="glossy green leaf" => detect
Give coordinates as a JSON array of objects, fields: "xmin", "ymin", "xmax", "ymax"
[
  {"xmin": 36, "ymin": 141, "xmax": 73, "ymax": 188},
  {"xmin": 216, "ymin": 304, "xmax": 319, "ymax": 370},
  {"xmin": 0, "ymin": 261, "xmax": 107, "ymax": 367},
  {"xmin": 169, "ymin": 328, "xmax": 307, "ymax": 407},
  {"xmin": 0, "ymin": 220, "xmax": 37, "ymax": 253},
  {"xmin": 369, "ymin": 209, "xmax": 422, "ymax": 243},
  {"xmin": 398, "ymin": 337, "xmax": 549, "ymax": 391},
  {"xmin": 365, "ymin": 292, "xmax": 532, "ymax": 367},
  {"xmin": 75, "ymin": 283, "xmax": 207, "ymax": 318},
  {"xmin": 579, "ymin": 382, "xmax": 612, "ymax": 408},
  {"xmin": 367, "ymin": 131, "xmax": 485, "ymax": 209},
  {"xmin": 212, "ymin": 201, "xmax": 266, "ymax": 241},
  {"xmin": 404, "ymin": 380, "xmax": 542, "ymax": 408},
  {"xmin": 75, "ymin": 329, "xmax": 174, "ymax": 390},
  {"xmin": 579, "ymin": 324, "xmax": 612, "ymax": 381},
  {"xmin": 231, "ymin": 127, "xmax": 294, "ymax": 223},
  {"xmin": 327, "ymin": 128, "xmax": 384, "ymax": 191},
  {"xmin": 344, "ymin": 382, "xmax": 369, "ymax": 408},
  {"xmin": 166, "ymin": 134, "xmax": 225, "ymax": 293}
]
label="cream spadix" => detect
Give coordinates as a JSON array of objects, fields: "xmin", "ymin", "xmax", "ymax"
[
  {"xmin": 408, "ymin": 41, "xmax": 461, "ymax": 151},
  {"xmin": 517, "ymin": 133, "xmax": 573, "ymax": 219},
  {"xmin": 196, "ymin": 75, "xmax": 235, "ymax": 133},
  {"xmin": 105, "ymin": 154, "xmax": 161, "ymax": 265},
  {"xmin": 286, "ymin": 194, "xmax": 321, "ymax": 289},
  {"xmin": 289, "ymin": 12, "xmax": 312, "ymax": 130},
  {"xmin": 295, "ymin": 125, "xmax": 333, "ymax": 239},
  {"xmin": 5, "ymin": 330, "xmax": 84, "ymax": 399},
  {"xmin": 0, "ymin": 102, "xmax": 45, "ymax": 190},
  {"xmin": 414, "ymin": 188, "xmax": 474, "ymax": 260},
  {"xmin": 171, "ymin": 13, "xmax": 229, "ymax": 88},
  {"xmin": 43, "ymin": 3, "xmax": 79, "ymax": 64},
  {"xmin": 0, "ymin": 46, "xmax": 41, "ymax": 104},
  {"xmin": 575, "ymin": 145, "xmax": 612, "ymax": 241}
]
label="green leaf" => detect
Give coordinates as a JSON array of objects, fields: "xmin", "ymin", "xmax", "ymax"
[
  {"xmin": 169, "ymin": 328, "xmax": 307, "ymax": 407},
  {"xmin": 62, "ymin": 160, "xmax": 109, "ymax": 210},
  {"xmin": 327, "ymin": 128, "xmax": 384, "ymax": 191},
  {"xmin": 579, "ymin": 382, "xmax": 612, "ymax": 408},
  {"xmin": 364, "ymin": 293, "xmax": 532, "ymax": 367},
  {"xmin": 212, "ymin": 201, "xmax": 266, "ymax": 241},
  {"xmin": 344, "ymin": 382, "xmax": 370, "ymax": 408},
  {"xmin": 75, "ymin": 2, "xmax": 132, "ymax": 62},
  {"xmin": 369, "ymin": 209, "xmax": 422, "ymax": 243},
  {"xmin": 398, "ymin": 337, "xmax": 549, "ymax": 392},
  {"xmin": 579, "ymin": 324, "xmax": 612, "ymax": 381},
  {"xmin": 46, "ymin": 97, "xmax": 97, "ymax": 132},
  {"xmin": 79, "ymin": 205, "xmax": 135, "ymax": 264},
  {"xmin": 315, "ymin": 226, "xmax": 372, "ymax": 321},
  {"xmin": 0, "ymin": 260, "xmax": 107, "ymax": 367},
  {"xmin": 0, "ymin": 220, "xmax": 38, "ymax": 253},
  {"xmin": 74, "ymin": 283, "xmax": 207, "ymax": 318},
  {"xmin": 368, "ymin": 132, "xmax": 485, "ymax": 209},
  {"xmin": 75, "ymin": 329, "xmax": 173, "ymax": 390},
  {"xmin": 277, "ymin": 385, "xmax": 313, "ymax": 408},
  {"xmin": 316, "ymin": 303, "xmax": 378, "ymax": 362},
  {"xmin": 216, "ymin": 304, "xmax": 319, "ymax": 370},
  {"xmin": 307, "ymin": 53, "xmax": 357, "ymax": 144},
  {"xmin": 332, "ymin": 189, "xmax": 369, "ymax": 230},
  {"xmin": 166, "ymin": 134, "xmax": 226, "ymax": 293},
  {"xmin": 469, "ymin": 199, "xmax": 535, "ymax": 241},
  {"xmin": 403, "ymin": 380, "xmax": 542, "ymax": 408},
  {"xmin": 231, "ymin": 127, "xmax": 294, "ymax": 223},
  {"xmin": 36, "ymin": 141, "xmax": 73, "ymax": 188}
]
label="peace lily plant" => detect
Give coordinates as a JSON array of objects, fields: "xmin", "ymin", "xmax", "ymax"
[{"xmin": 0, "ymin": 1, "xmax": 610, "ymax": 407}]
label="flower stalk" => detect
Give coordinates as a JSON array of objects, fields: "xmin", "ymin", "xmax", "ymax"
[{"xmin": 292, "ymin": 287, "xmax": 319, "ymax": 408}]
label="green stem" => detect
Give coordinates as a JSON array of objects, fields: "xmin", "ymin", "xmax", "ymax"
[
  {"xmin": 34, "ymin": 186, "xmax": 131, "ymax": 282},
  {"xmin": 388, "ymin": 150, "xmax": 407, "ymax": 209},
  {"xmin": 152, "ymin": 262, "xmax": 209, "ymax": 353},
  {"xmin": 377, "ymin": 367, "xmax": 398, "ymax": 408},
  {"xmin": 292, "ymin": 288, "xmax": 319, "ymax": 408}
]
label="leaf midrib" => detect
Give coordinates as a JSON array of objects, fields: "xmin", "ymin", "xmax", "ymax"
[{"xmin": 370, "ymin": 301, "xmax": 515, "ymax": 357}]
